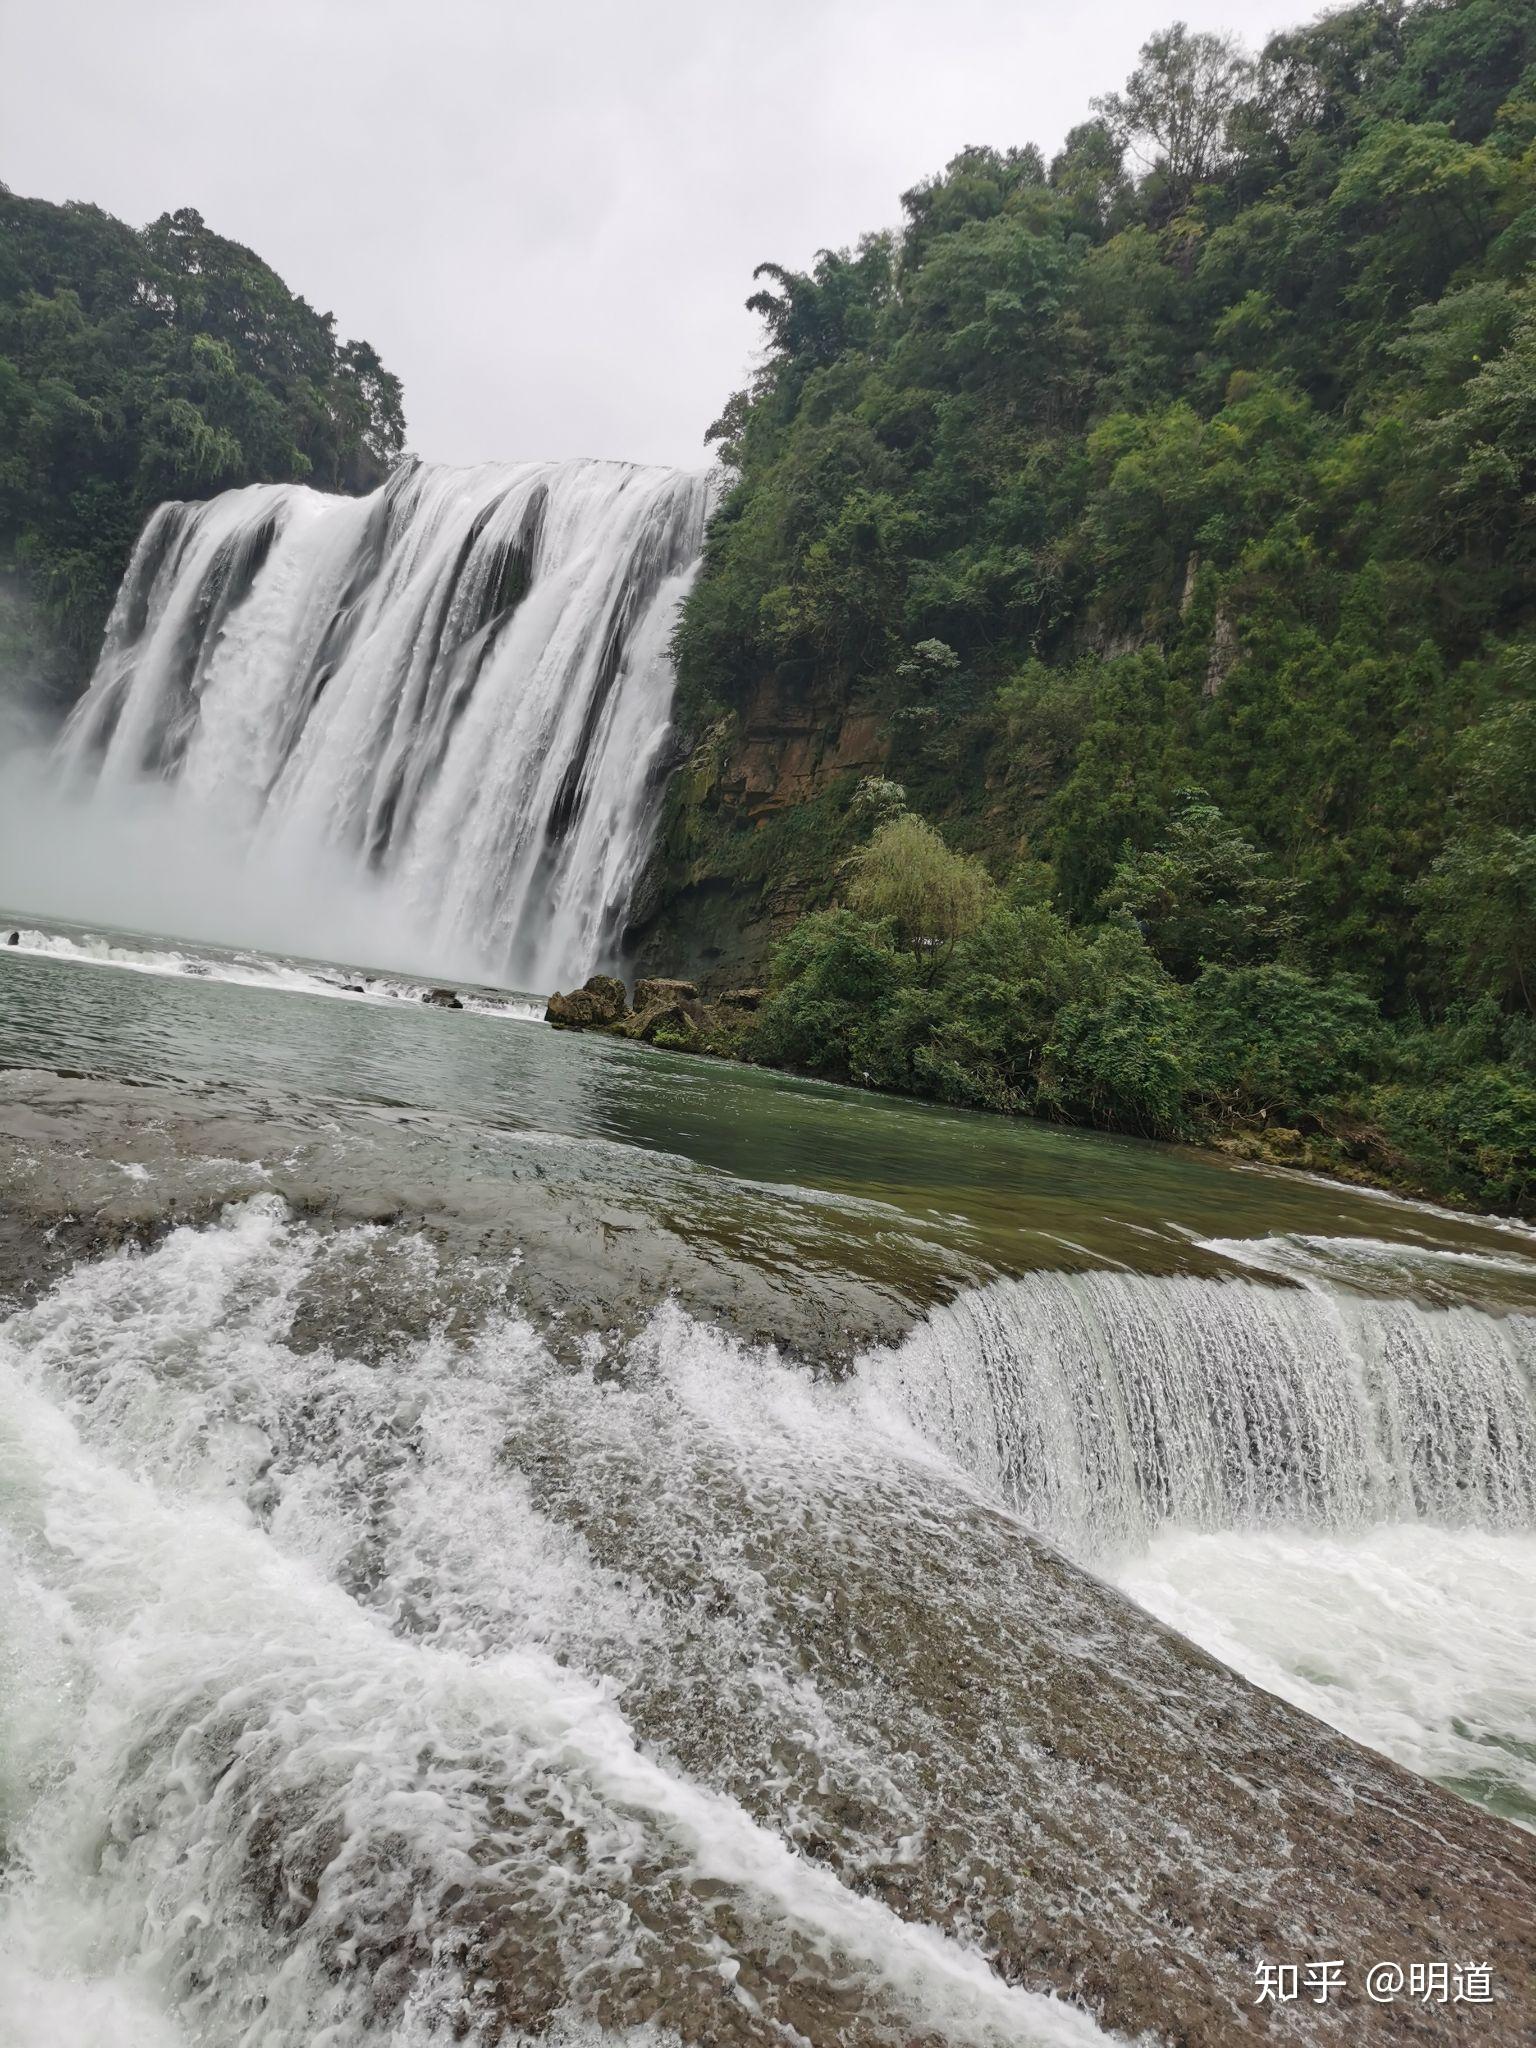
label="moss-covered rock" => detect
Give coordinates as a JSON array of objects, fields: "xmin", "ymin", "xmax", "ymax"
[{"xmin": 545, "ymin": 975, "xmax": 629, "ymax": 1029}]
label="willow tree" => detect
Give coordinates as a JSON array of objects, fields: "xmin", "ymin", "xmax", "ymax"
[{"xmin": 847, "ymin": 814, "xmax": 992, "ymax": 974}]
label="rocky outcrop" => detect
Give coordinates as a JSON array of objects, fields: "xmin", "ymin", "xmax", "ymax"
[
  {"xmin": 625, "ymin": 678, "xmax": 893, "ymax": 989},
  {"xmin": 619, "ymin": 979, "xmax": 701, "ymax": 1050},
  {"xmin": 423, "ymin": 986, "xmax": 464, "ymax": 1010},
  {"xmin": 633, "ymin": 977, "xmax": 698, "ymax": 1011},
  {"xmin": 545, "ymin": 975, "xmax": 628, "ymax": 1028},
  {"xmin": 544, "ymin": 974, "xmax": 752, "ymax": 1058},
  {"xmin": 1206, "ymin": 602, "xmax": 1239, "ymax": 698}
]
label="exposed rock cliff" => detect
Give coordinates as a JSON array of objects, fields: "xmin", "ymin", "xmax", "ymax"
[{"xmin": 626, "ymin": 675, "xmax": 891, "ymax": 988}]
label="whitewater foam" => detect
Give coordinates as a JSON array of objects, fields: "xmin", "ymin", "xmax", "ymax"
[
  {"xmin": 18, "ymin": 460, "xmax": 709, "ymax": 986},
  {"xmin": 858, "ymin": 1265, "xmax": 1536, "ymax": 1552},
  {"xmin": 0, "ymin": 925, "xmax": 545, "ymax": 1021},
  {"xmin": 0, "ymin": 1200, "xmax": 1120, "ymax": 2048},
  {"xmin": 1116, "ymin": 1523, "xmax": 1536, "ymax": 1828}
]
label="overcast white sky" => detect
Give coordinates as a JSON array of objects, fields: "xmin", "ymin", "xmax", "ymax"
[{"xmin": 3, "ymin": 0, "xmax": 1305, "ymax": 469}]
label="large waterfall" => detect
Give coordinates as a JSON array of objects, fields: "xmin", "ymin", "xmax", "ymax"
[{"xmin": 49, "ymin": 459, "xmax": 710, "ymax": 987}]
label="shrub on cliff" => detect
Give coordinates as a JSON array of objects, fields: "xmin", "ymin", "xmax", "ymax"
[
  {"xmin": 1103, "ymin": 799, "xmax": 1300, "ymax": 979},
  {"xmin": 750, "ymin": 911, "xmax": 908, "ymax": 1077},
  {"xmin": 1371, "ymin": 1064, "xmax": 1536, "ymax": 1213},
  {"xmin": 1192, "ymin": 964, "xmax": 1384, "ymax": 1122}
]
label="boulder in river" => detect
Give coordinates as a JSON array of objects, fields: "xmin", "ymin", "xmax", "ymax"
[
  {"xmin": 632, "ymin": 1002, "xmax": 701, "ymax": 1050},
  {"xmin": 423, "ymin": 987, "xmax": 464, "ymax": 1010},
  {"xmin": 633, "ymin": 977, "xmax": 698, "ymax": 1010},
  {"xmin": 5, "ymin": 932, "xmax": 18, "ymax": 946},
  {"xmin": 621, "ymin": 978, "xmax": 708, "ymax": 1048},
  {"xmin": 545, "ymin": 974, "xmax": 629, "ymax": 1029}
]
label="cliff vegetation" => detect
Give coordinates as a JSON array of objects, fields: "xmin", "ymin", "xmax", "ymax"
[
  {"xmin": 0, "ymin": 187, "xmax": 405, "ymax": 699},
  {"xmin": 636, "ymin": 0, "xmax": 1536, "ymax": 1213}
]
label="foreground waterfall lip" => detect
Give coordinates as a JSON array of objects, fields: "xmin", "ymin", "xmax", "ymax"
[
  {"xmin": 52, "ymin": 458, "xmax": 711, "ymax": 988},
  {"xmin": 1, "ymin": 1189, "xmax": 1533, "ymax": 2048},
  {"xmin": 1, "ymin": 968, "xmax": 1534, "ymax": 2045},
  {"xmin": 865, "ymin": 1264, "xmax": 1536, "ymax": 1555}
]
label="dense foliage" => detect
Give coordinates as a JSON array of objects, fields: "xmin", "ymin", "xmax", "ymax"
[
  {"xmin": 675, "ymin": 0, "xmax": 1536, "ymax": 1212},
  {"xmin": 0, "ymin": 188, "xmax": 404, "ymax": 686}
]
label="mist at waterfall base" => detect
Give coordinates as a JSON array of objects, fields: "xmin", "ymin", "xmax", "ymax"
[
  {"xmin": 0, "ymin": 752, "xmax": 426, "ymax": 976},
  {"xmin": 2, "ymin": 458, "xmax": 709, "ymax": 986}
]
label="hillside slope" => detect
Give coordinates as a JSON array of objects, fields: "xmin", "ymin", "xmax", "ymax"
[
  {"xmin": 0, "ymin": 188, "xmax": 404, "ymax": 703},
  {"xmin": 628, "ymin": 0, "xmax": 1536, "ymax": 1212}
]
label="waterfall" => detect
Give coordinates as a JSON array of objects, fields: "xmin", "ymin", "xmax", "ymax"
[
  {"xmin": 2, "ymin": 1196, "xmax": 1532, "ymax": 2033},
  {"xmin": 51, "ymin": 459, "xmax": 710, "ymax": 987},
  {"xmin": 861, "ymin": 1259, "xmax": 1536, "ymax": 1557}
]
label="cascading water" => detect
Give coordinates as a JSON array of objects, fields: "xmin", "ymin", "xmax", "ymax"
[
  {"xmin": 47, "ymin": 459, "xmax": 710, "ymax": 987},
  {"xmin": 0, "ymin": 1199, "xmax": 1130, "ymax": 2048},
  {"xmin": 1, "ymin": 1007, "xmax": 1533, "ymax": 2041},
  {"xmin": 860, "ymin": 1250, "xmax": 1536, "ymax": 1826},
  {"xmin": 863, "ymin": 1259, "xmax": 1536, "ymax": 1556}
]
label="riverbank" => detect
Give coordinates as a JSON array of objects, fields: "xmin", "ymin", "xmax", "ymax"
[{"xmin": 546, "ymin": 971, "xmax": 1535, "ymax": 1221}]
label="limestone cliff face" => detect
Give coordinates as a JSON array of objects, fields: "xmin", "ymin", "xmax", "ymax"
[
  {"xmin": 624, "ymin": 672, "xmax": 889, "ymax": 988},
  {"xmin": 721, "ymin": 675, "xmax": 888, "ymax": 822}
]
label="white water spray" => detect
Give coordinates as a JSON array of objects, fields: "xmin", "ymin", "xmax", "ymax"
[
  {"xmin": 0, "ymin": 1201, "xmax": 1121, "ymax": 2048},
  {"xmin": 863, "ymin": 1262, "xmax": 1536, "ymax": 1555},
  {"xmin": 857, "ymin": 1251, "xmax": 1536, "ymax": 1825},
  {"xmin": 25, "ymin": 460, "xmax": 708, "ymax": 985}
]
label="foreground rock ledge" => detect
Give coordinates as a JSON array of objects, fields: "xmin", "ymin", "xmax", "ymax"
[{"xmin": 0, "ymin": 1067, "xmax": 1532, "ymax": 2043}]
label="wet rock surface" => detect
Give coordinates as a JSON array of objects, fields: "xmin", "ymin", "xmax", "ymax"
[
  {"xmin": 544, "ymin": 970, "xmax": 750, "ymax": 1057},
  {"xmin": 532, "ymin": 1390, "xmax": 1536, "ymax": 2045},
  {"xmin": 0, "ymin": 1067, "xmax": 933, "ymax": 1356},
  {"xmin": 0, "ymin": 1061, "xmax": 1532, "ymax": 2042},
  {"xmin": 546, "ymin": 972, "xmax": 629, "ymax": 1028}
]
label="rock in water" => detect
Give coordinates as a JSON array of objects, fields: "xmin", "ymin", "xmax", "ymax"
[
  {"xmin": 545, "ymin": 974, "xmax": 629, "ymax": 1029},
  {"xmin": 633, "ymin": 977, "xmax": 698, "ymax": 1009},
  {"xmin": 423, "ymin": 987, "xmax": 464, "ymax": 1010},
  {"xmin": 5, "ymin": 932, "xmax": 18, "ymax": 945},
  {"xmin": 633, "ymin": 1002, "xmax": 700, "ymax": 1049},
  {"xmin": 622, "ymin": 978, "xmax": 706, "ymax": 1047}
]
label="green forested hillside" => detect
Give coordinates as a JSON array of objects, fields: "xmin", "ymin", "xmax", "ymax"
[
  {"xmin": 0, "ymin": 189, "xmax": 404, "ymax": 692},
  {"xmin": 656, "ymin": 0, "xmax": 1536, "ymax": 1212}
]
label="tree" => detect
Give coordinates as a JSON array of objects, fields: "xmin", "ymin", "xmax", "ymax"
[
  {"xmin": 1092, "ymin": 23, "xmax": 1256, "ymax": 206},
  {"xmin": 1102, "ymin": 798, "xmax": 1299, "ymax": 978},
  {"xmin": 1042, "ymin": 927, "xmax": 1196, "ymax": 1136},
  {"xmin": 1049, "ymin": 120, "xmax": 1134, "ymax": 236},
  {"xmin": 0, "ymin": 185, "xmax": 405, "ymax": 677},
  {"xmin": 846, "ymin": 813, "xmax": 992, "ymax": 972},
  {"xmin": 1193, "ymin": 963, "xmax": 1381, "ymax": 1118},
  {"xmin": 848, "ymin": 775, "xmax": 909, "ymax": 828},
  {"xmin": 1417, "ymin": 701, "xmax": 1536, "ymax": 1016},
  {"xmin": 750, "ymin": 910, "xmax": 905, "ymax": 1078}
]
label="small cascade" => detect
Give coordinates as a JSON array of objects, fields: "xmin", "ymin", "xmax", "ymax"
[
  {"xmin": 862, "ymin": 1262, "xmax": 1536, "ymax": 1555},
  {"xmin": 54, "ymin": 459, "xmax": 710, "ymax": 986}
]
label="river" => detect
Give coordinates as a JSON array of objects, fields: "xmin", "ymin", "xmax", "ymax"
[{"xmin": 1, "ymin": 920, "xmax": 1533, "ymax": 2045}]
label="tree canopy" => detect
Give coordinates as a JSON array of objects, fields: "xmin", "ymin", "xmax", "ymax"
[
  {"xmin": 667, "ymin": 0, "xmax": 1536, "ymax": 1212},
  {"xmin": 0, "ymin": 188, "xmax": 405, "ymax": 686}
]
